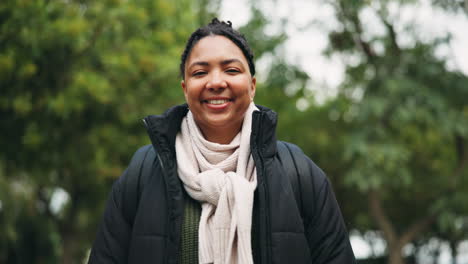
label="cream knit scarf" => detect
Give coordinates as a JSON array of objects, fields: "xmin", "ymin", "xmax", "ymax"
[{"xmin": 175, "ymin": 103, "xmax": 258, "ymax": 264}]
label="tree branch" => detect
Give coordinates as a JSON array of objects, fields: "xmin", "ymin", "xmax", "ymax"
[
  {"xmin": 368, "ymin": 189, "xmax": 397, "ymax": 246},
  {"xmin": 399, "ymin": 212, "xmax": 438, "ymax": 247},
  {"xmin": 398, "ymin": 136, "xmax": 468, "ymax": 247},
  {"xmin": 335, "ymin": 0, "xmax": 377, "ymax": 62},
  {"xmin": 378, "ymin": 14, "xmax": 401, "ymax": 56}
]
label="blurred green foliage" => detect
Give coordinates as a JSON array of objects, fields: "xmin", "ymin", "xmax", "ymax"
[
  {"xmin": 0, "ymin": 0, "xmax": 207, "ymax": 262},
  {"xmin": 1, "ymin": 0, "xmax": 467, "ymax": 263},
  {"xmin": 0, "ymin": 0, "xmax": 307, "ymax": 263},
  {"xmin": 313, "ymin": 0, "xmax": 468, "ymax": 263}
]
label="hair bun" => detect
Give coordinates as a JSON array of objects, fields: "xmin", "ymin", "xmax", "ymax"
[
  {"xmin": 210, "ymin": 18, "xmax": 233, "ymax": 28},
  {"xmin": 210, "ymin": 18, "xmax": 220, "ymax": 24}
]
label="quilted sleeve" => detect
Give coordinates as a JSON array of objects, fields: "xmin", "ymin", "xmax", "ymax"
[
  {"xmin": 88, "ymin": 173, "xmax": 131, "ymax": 264},
  {"xmin": 88, "ymin": 145, "xmax": 152, "ymax": 264},
  {"xmin": 302, "ymin": 157, "xmax": 356, "ymax": 264},
  {"xmin": 283, "ymin": 142, "xmax": 355, "ymax": 264}
]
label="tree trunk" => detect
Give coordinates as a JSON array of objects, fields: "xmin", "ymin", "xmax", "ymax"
[
  {"xmin": 388, "ymin": 247, "xmax": 405, "ymax": 264},
  {"xmin": 61, "ymin": 231, "xmax": 79, "ymax": 264},
  {"xmin": 368, "ymin": 189, "xmax": 438, "ymax": 264},
  {"xmin": 433, "ymin": 244, "xmax": 440, "ymax": 264},
  {"xmin": 449, "ymin": 240, "xmax": 458, "ymax": 264}
]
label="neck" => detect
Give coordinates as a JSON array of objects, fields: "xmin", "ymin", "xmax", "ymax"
[{"xmin": 199, "ymin": 123, "xmax": 242, "ymax": 144}]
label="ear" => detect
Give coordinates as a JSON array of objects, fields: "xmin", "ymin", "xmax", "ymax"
[
  {"xmin": 181, "ymin": 80, "xmax": 188, "ymax": 102},
  {"xmin": 250, "ymin": 77, "xmax": 256, "ymax": 101}
]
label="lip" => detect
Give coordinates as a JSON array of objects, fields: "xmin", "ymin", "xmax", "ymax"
[{"xmin": 202, "ymin": 97, "xmax": 233, "ymax": 110}]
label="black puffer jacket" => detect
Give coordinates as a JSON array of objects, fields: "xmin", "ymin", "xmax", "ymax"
[{"xmin": 88, "ymin": 104, "xmax": 355, "ymax": 264}]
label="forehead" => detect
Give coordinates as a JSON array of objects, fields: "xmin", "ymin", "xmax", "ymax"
[{"xmin": 187, "ymin": 35, "xmax": 247, "ymax": 65}]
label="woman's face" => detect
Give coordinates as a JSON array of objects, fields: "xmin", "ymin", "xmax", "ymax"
[{"xmin": 182, "ymin": 35, "xmax": 256, "ymax": 142}]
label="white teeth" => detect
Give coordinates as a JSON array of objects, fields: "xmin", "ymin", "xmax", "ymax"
[{"xmin": 207, "ymin": 99, "xmax": 229, "ymax": 104}]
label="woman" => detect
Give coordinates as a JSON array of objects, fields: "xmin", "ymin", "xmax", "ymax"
[{"xmin": 89, "ymin": 19, "xmax": 355, "ymax": 264}]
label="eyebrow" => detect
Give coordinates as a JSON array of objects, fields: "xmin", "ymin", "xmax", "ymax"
[
  {"xmin": 188, "ymin": 61, "xmax": 209, "ymax": 69},
  {"xmin": 220, "ymin": 59, "xmax": 242, "ymax": 65},
  {"xmin": 188, "ymin": 59, "xmax": 243, "ymax": 70}
]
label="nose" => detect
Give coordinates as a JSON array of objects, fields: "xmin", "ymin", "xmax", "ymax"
[{"xmin": 206, "ymin": 71, "xmax": 227, "ymax": 91}]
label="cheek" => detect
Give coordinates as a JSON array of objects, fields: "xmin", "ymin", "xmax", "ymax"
[
  {"xmin": 242, "ymin": 83, "xmax": 255, "ymax": 98},
  {"xmin": 233, "ymin": 78, "xmax": 252, "ymax": 92},
  {"xmin": 183, "ymin": 89, "xmax": 189, "ymax": 102},
  {"xmin": 184, "ymin": 83, "xmax": 200, "ymax": 102}
]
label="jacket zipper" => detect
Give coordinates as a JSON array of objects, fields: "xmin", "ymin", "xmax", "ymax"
[
  {"xmin": 158, "ymin": 152, "xmax": 172, "ymax": 264},
  {"xmin": 252, "ymin": 112, "xmax": 272, "ymax": 264},
  {"xmin": 143, "ymin": 118, "xmax": 175, "ymax": 264}
]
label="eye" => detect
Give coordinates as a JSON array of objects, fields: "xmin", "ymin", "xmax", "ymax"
[
  {"xmin": 192, "ymin": 71, "xmax": 207, "ymax": 77},
  {"xmin": 226, "ymin": 68, "xmax": 240, "ymax": 74}
]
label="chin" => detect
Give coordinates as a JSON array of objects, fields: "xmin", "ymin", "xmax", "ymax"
[{"xmin": 205, "ymin": 120, "xmax": 231, "ymax": 128}]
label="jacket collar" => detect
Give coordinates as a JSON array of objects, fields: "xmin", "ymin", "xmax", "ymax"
[
  {"xmin": 143, "ymin": 104, "xmax": 188, "ymax": 154},
  {"xmin": 251, "ymin": 105, "xmax": 277, "ymax": 158},
  {"xmin": 143, "ymin": 104, "xmax": 278, "ymax": 157}
]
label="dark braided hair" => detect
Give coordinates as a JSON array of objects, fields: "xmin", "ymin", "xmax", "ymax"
[{"xmin": 180, "ymin": 18, "xmax": 256, "ymax": 78}]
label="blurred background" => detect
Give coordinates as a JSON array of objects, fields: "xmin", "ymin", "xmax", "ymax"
[{"xmin": 1, "ymin": 0, "xmax": 467, "ymax": 263}]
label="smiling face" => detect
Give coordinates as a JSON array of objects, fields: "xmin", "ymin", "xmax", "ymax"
[{"xmin": 182, "ymin": 35, "xmax": 256, "ymax": 143}]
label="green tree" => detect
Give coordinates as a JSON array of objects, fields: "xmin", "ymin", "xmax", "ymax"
[
  {"xmin": 0, "ymin": 1, "xmax": 309, "ymax": 263},
  {"xmin": 0, "ymin": 0, "xmax": 209, "ymax": 262},
  {"xmin": 321, "ymin": 0, "xmax": 468, "ymax": 263}
]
